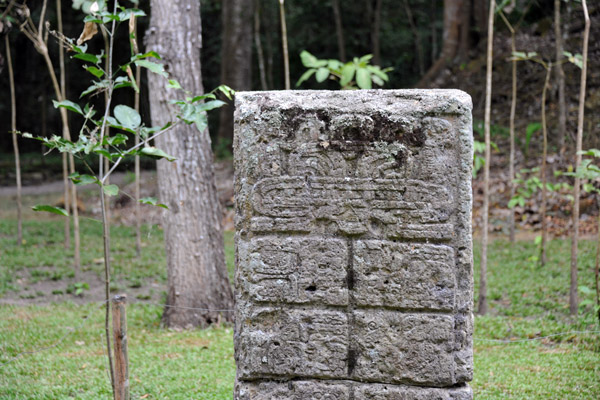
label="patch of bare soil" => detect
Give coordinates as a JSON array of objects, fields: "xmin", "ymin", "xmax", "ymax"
[
  {"xmin": 0, "ymin": 160, "xmax": 235, "ymax": 306},
  {"xmin": 0, "ymin": 267, "xmax": 166, "ymax": 306}
]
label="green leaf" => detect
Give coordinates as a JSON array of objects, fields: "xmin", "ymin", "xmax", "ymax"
[
  {"xmin": 507, "ymin": 198, "xmax": 519, "ymax": 209},
  {"xmin": 300, "ymin": 50, "xmax": 318, "ymax": 67},
  {"xmin": 114, "ymin": 76, "xmax": 133, "ymax": 90},
  {"xmin": 73, "ymin": 53, "xmax": 100, "ymax": 64},
  {"xmin": 85, "ymin": 66, "xmax": 104, "ymax": 78},
  {"xmin": 327, "ymin": 59, "xmax": 343, "ymax": 71},
  {"xmin": 53, "ymin": 100, "xmax": 83, "ymax": 115},
  {"xmin": 135, "ymin": 59, "xmax": 168, "ymax": 77},
  {"xmin": 578, "ymin": 285, "xmax": 593, "ymax": 295},
  {"xmin": 194, "ymin": 113, "xmax": 208, "ymax": 132},
  {"xmin": 197, "ymin": 100, "xmax": 227, "ymax": 112},
  {"xmin": 132, "ymin": 51, "xmax": 161, "ymax": 61},
  {"xmin": 296, "ymin": 69, "xmax": 316, "ymax": 87},
  {"xmin": 114, "ymin": 105, "xmax": 141, "ymax": 130},
  {"xmin": 102, "ymin": 184, "xmax": 119, "ymax": 197},
  {"xmin": 139, "ymin": 197, "xmax": 169, "ymax": 209},
  {"xmin": 315, "ymin": 67, "xmax": 330, "ymax": 83},
  {"xmin": 69, "ymin": 172, "xmax": 99, "ymax": 186},
  {"xmin": 167, "ymin": 79, "xmax": 182, "ymax": 90},
  {"xmin": 359, "ymin": 54, "xmax": 373, "ymax": 64},
  {"xmin": 32, "ymin": 205, "xmax": 68, "ymax": 217},
  {"xmin": 80, "ymin": 80, "xmax": 109, "ymax": 98},
  {"xmin": 578, "ymin": 148, "xmax": 600, "ymax": 158},
  {"xmin": 340, "ymin": 64, "xmax": 356, "ymax": 87},
  {"xmin": 140, "ymin": 147, "xmax": 176, "ymax": 161},
  {"xmin": 355, "ymin": 68, "xmax": 372, "ymax": 89},
  {"xmin": 214, "ymin": 85, "xmax": 235, "ymax": 100},
  {"xmin": 104, "ymin": 133, "xmax": 128, "ymax": 146},
  {"xmin": 366, "ymin": 65, "xmax": 390, "ymax": 81},
  {"xmin": 371, "ymin": 75, "xmax": 384, "ymax": 86}
]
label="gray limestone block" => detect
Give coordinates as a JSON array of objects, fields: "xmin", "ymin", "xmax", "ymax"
[
  {"xmin": 236, "ymin": 237, "xmax": 349, "ymax": 306},
  {"xmin": 353, "ymin": 240, "xmax": 455, "ymax": 311},
  {"xmin": 236, "ymin": 307, "xmax": 348, "ymax": 380}
]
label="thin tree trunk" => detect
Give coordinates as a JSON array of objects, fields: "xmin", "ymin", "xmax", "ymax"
[
  {"xmin": 6, "ymin": 35, "xmax": 22, "ymax": 246},
  {"xmin": 331, "ymin": 0, "xmax": 346, "ymax": 62},
  {"xmin": 101, "ymin": 27, "xmax": 111, "ymax": 225},
  {"xmin": 540, "ymin": 65, "xmax": 552, "ymax": 267},
  {"xmin": 147, "ymin": 0, "xmax": 234, "ymax": 328},
  {"xmin": 571, "ymin": 0, "xmax": 590, "ymax": 316},
  {"xmin": 218, "ymin": 0, "xmax": 253, "ymax": 144},
  {"xmin": 403, "ymin": 0, "xmax": 425, "ymax": 76},
  {"xmin": 509, "ymin": 27, "xmax": 517, "ymax": 243},
  {"xmin": 555, "ymin": 0, "xmax": 566, "ymax": 152},
  {"xmin": 498, "ymin": 8, "xmax": 517, "ymax": 243},
  {"xmin": 57, "ymin": 0, "xmax": 70, "ymax": 251},
  {"xmin": 478, "ymin": 0, "xmax": 494, "ymax": 316},
  {"xmin": 371, "ymin": 0, "xmax": 382, "ymax": 66},
  {"xmin": 33, "ymin": 0, "xmax": 81, "ymax": 276},
  {"xmin": 130, "ymin": 14, "xmax": 142, "ymax": 258},
  {"xmin": 279, "ymin": 0, "xmax": 290, "ymax": 90},
  {"xmin": 596, "ymin": 195, "xmax": 600, "ymax": 323},
  {"xmin": 254, "ymin": 0, "xmax": 268, "ymax": 90},
  {"xmin": 431, "ymin": 0, "xmax": 438, "ymax": 65}
]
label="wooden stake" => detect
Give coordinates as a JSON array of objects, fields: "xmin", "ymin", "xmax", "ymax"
[{"xmin": 112, "ymin": 294, "xmax": 129, "ymax": 400}]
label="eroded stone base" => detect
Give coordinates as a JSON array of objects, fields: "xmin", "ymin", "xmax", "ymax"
[{"xmin": 236, "ymin": 380, "xmax": 473, "ymax": 400}]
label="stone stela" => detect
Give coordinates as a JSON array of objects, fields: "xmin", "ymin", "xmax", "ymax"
[{"xmin": 233, "ymin": 90, "xmax": 474, "ymax": 399}]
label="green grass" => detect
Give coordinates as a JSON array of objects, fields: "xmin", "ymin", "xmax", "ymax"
[
  {"xmin": 1, "ymin": 220, "xmax": 599, "ymax": 398},
  {"xmin": 0, "ymin": 303, "xmax": 235, "ymax": 399}
]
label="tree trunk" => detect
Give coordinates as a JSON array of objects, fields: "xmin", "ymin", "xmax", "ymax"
[
  {"xmin": 254, "ymin": 0, "xmax": 268, "ymax": 91},
  {"xmin": 57, "ymin": 0, "xmax": 70, "ymax": 251},
  {"xmin": 540, "ymin": 65, "xmax": 551, "ymax": 267},
  {"xmin": 509, "ymin": 30, "xmax": 517, "ymax": 243},
  {"xmin": 6, "ymin": 35, "xmax": 22, "ymax": 246},
  {"xmin": 554, "ymin": 0, "xmax": 566, "ymax": 152},
  {"xmin": 147, "ymin": 0, "xmax": 234, "ymax": 328},
  {"xmin": 478, "ymin": 0, "xmax": 494, "ymax": 316},
  {"xmin": 331, "ymin": 0, "xmax": 346, "ymax": 62},
  {"xmin": 417, "ymin": 0, "xmax": 464, "ymax": 87},
  {"xmin": 403, "ymin": 0, "xmax": 425, "ymax": 76},
  {"xmin": 371, "ymin": 0, "xmax": 382, "ymax": 66},
  {"xmin": 430, "ymin": 0, "xmax": 438, "ymax": 65},
  {"xmin": 218, "ymin": 0, "xmax": 253, "ymax": 144},
  {"xmin": 279, "ymin": 0, "xmax": 290, "ymax": 90},
  {"xmin": 571, "ymin": 0, "xmax": 590, "ymax": 316}
]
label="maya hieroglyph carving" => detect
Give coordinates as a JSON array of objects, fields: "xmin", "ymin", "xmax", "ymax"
[{"xmin": 233, "ymin": 90, "xmax": 474, "ymax": 399}]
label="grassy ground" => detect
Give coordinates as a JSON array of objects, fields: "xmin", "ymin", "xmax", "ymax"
[{"xmin": 1, "ymin": 218, "xmax": 599, "ymax": 398}]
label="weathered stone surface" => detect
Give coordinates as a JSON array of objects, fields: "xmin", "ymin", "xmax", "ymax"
[
  {"xmin": 236, "ymin": 237, "xmax": 348, "ymax": 305},
  {"xmin": 353, "ymin": 241, "xmax": 455, "ymax": 311},
  {"xmin": 234, "ymin": 90, "xmax": 473, "ymax": 399},
  {"xmin": 236, "ymin": 381, "xmax": 350, "ymax": 400},
  {"xmin": 236, "ymin": 380, "xmax": 472, "ymax": 400},
  {"xmin": 351, "ymin": 311, "xmax": 456, "ymax": 385},
  {"xmin": 236, "ymin": 308, "xmax": 348, "ymax": 379},
  {"xmin": 355, "ymin": 383, "xmax": 473, "ymax": 400}
]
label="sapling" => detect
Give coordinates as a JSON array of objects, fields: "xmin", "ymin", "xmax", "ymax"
[
  {"xmin": 570, "ymin": 0, "xmax": 590, "ymax": 315},
  {"xmin": 21, "ymin": 1, "xmax": 232, "ymax": 395},
  {"xmin": 510, "ymin": 51, "xmax": 568, "ymax": 267},
  {"xmin": 297, "ymin": 50, "xmax": 392, "ymax": 90}
]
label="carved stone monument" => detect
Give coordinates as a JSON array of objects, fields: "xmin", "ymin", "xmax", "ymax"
[{"xmin": 234, "ymin": 90, "xmax": 473, "ymax": 399}]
